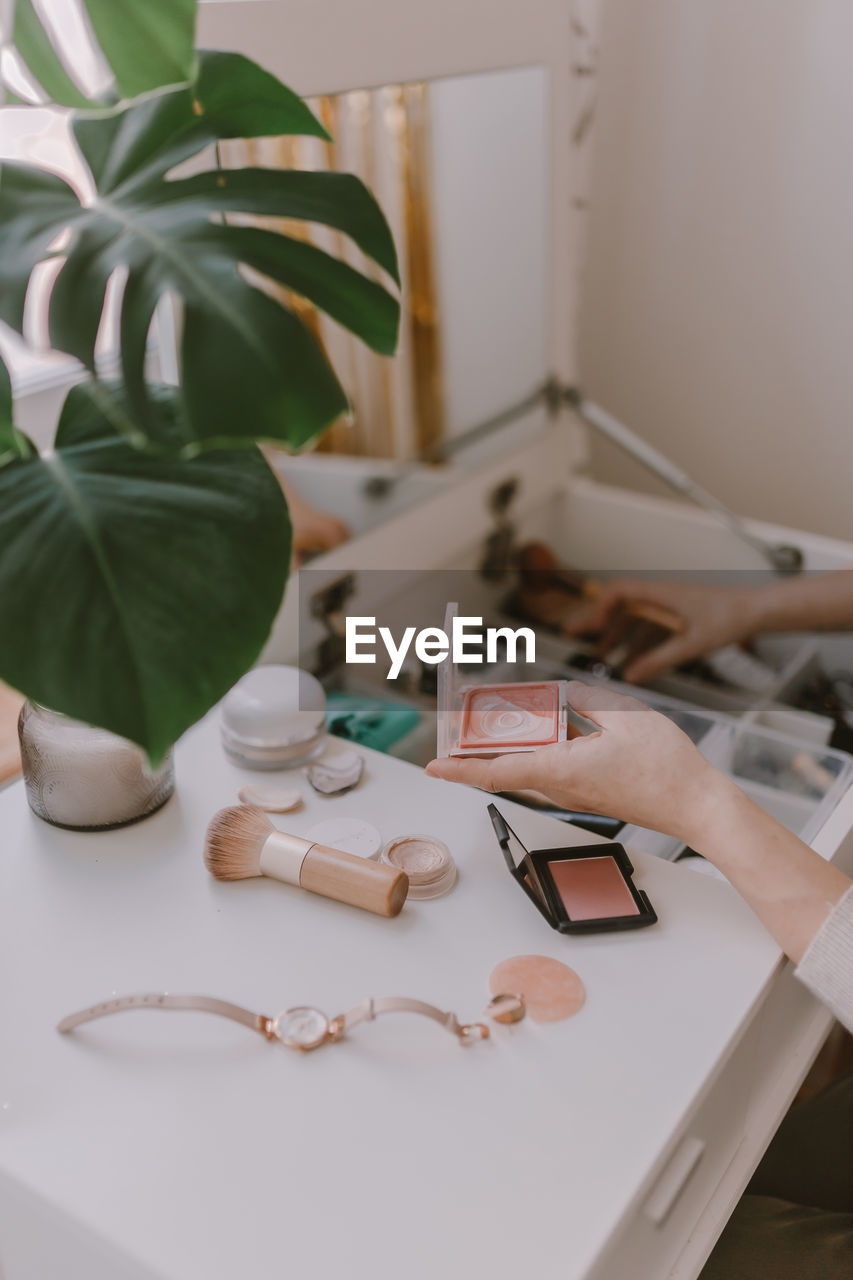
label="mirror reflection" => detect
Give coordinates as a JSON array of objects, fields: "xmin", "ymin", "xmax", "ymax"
[{"xmin": 222, "ymin": 65, "xmax": 550, "ymax": 546}]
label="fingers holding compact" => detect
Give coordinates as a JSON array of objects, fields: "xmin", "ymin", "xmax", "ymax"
[
  {"xmin": 426, "ymin": 681, "xmax": 719, "ymax": 840},
  {"xmin": 425, "ymin": 750, "xmax": 545, "ymax": 795},
  {"xmin": 564, "ymin": 679, "xmax": 652, "ymax": 725}
]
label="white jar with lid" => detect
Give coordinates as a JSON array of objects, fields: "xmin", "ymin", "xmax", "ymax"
[{"xmin": 220, "ymin": 665, "xmax": 327, "ymax": 769}]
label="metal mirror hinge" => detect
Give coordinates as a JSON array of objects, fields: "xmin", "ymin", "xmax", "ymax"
[
  {"xmin": 479, "ymin": 477, "xmax": 519, "ymax": 582},
  {"xmin": 310, "ymin": 573, "xmax": 357, "ymax": 679}
]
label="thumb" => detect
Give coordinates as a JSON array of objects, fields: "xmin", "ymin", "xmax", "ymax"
[
  {"xmin": 425, "ymin": 752, "xmax": 541, "ymax": 793},
  {"xmin": 564, "ymin": 679, "xmax": 649, "ymax": 726}
]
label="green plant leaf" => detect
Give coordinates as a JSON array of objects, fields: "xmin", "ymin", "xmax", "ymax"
[
  {"xmin": 156, "ymin": 168, "xmax": 400, "ymax": 284},
  {"xmin": 12, "ymin": 0, "xmax": 91, "ymax": 108},
  {"xmin": 0, "ymin": 68, "xmax": 399, "ymax": 451},
  {"xmin": 194, "ymin": 51, "xmax": 331, "ymax": 143},
  {"xmin": 71, "ymin": 88, "xmax": 202, "ymax": 192},
  {"xmin": 176, "ymin": 270, "xmax": 350, "ymax": 453},
  {"xmin": 72, "ymin": 51, "xmax": 330, "ymax": 194},
  {"xmin": 0, "ymin": 164, "xmax": 82, "ymax": 332},
  {"xmin": 0, "ymin": 381, "xmax": 291, "ymax": 762},
  {"xmin": 0, "ymin": 350, "xmax": 11, "ymax": 426},
  {"xmin": 47, "ymin": 225, "xmax": 116, "ymax": 369},
  {"xmin": 0, "ymin": 350, "xmax": 36, "ymax": 466},
  {"xmin": 198, "ymin": 224, "xmax": 399, "ymax": 355},
  {"xmin": 82, "ymin": 0, "xmax": 197, "ymax": 100}
]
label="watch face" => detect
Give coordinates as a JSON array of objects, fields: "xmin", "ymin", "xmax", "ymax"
[{"xmin": 273, "ymin": 1006, "xmax": 330, "ymax": 1051}]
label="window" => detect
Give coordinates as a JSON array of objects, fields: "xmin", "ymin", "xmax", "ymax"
[{"xmin": 0, "ymin": 0, "xmax": 109, "ymax": 391}]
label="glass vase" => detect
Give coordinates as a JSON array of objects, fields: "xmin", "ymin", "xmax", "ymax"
[{"xmin": 18, "ymin": 701, "xmax": 175, "ymax": 831}]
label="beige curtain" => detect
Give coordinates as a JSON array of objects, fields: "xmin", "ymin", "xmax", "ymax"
[{"xmin": 221, "ymin": 82, "xmax": 444, "ymax": 461}]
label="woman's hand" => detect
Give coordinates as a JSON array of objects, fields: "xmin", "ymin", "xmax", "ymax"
[
  {"xmin": 288, "ymin": 496, "xmax": 350, "ymax": 566},
  {"xmin": 429, "ymin": 681, "xmax": 853, "ymax": 967},
  {"xmin": 269, "ymin": 464, "xmax": 351, "ymax": 567},
  {"xmin": 568, "ymin": 579, "xmax": 764, "ymax": 683},
  {"xmin": 426, "ymin": 682, "xmax": 726, "ymax": 844}
]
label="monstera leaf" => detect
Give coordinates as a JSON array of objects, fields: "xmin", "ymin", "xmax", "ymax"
[
  {"xmin": 8, "ymin": 0, "xmax": 197, "ymax": 105},
  {"xmin": 0, "ymin": 50, "xmax": 400, "ymax": 452},
  {"xmin": 0, "ymin": 377, "xmax": 291, "ymax": 762},
  {"xmin": 0, "ymin": 352, "xmax": 35, "ymax": 466}
]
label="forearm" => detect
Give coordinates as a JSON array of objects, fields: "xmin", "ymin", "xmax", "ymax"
[
  {"xmin": 683, "ymin": 773, "xmax": 850, "ymax": 963},
  {"xmin": 749, "ymin": 568, "xmax": 853, "ymax": 635}
]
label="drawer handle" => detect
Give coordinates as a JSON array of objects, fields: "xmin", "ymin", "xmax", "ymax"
[{"xmin": 644, "ymin": 1136, "xmax": 706, "ymax": 1226}]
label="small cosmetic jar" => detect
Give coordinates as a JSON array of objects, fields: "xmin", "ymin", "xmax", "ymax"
[
  {"xmin": 221, "ymin": 665, "xmax": 327, "ymax": 770},
  {"xmin": 305, "ymin": 817, "xmax": 383, "ymax": 860},
  {"xmin": 381, "ymin": 835, "xmax": 457, "ymax": 900}
]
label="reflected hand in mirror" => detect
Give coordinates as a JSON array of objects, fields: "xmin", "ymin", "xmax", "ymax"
[
  {"xmin": 277, "ymin": 473, "xmax": 350, "ymax": 567},
  {"xmin": 566, "ymin": 578, "xmax": 765, "ymax": 684},
  {"xmin": 230, "ymin": 67, "xmax": 549, "ymax": 543},
  {"xmin": 566, "ymin": 569, "xmax": 853, "ymax": 685}
]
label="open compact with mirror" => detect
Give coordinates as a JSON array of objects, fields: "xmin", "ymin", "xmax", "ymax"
[{"xmin": 488, "ymin": 803, "xmax": 658, "ymax": 933}]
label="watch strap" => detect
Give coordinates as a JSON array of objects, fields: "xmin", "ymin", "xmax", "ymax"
[
  {"xmin": 57, "ymin": 992, "xmax": 270, "ymax": 1037},
  {"xmin": 336, "ymin": 996, "xmax": 489, "ymax": 1043}
]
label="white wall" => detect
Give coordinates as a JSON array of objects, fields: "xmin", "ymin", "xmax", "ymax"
[{"xmin": 580, "ymin": 0, "xmax": 853, "ymax": 542}]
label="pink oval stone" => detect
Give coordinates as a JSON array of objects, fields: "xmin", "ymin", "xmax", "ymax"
[{"xmin": 489, "ymin": 955, "xmax": 586, "ymax": 1022}]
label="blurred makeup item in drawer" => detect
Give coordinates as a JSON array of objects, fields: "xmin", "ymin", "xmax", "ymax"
[{"xmin": 514, "ymin": 541, "xmax": 684, "ymax": 636}]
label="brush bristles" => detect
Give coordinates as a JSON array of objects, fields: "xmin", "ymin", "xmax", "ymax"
[{"xmin": 204, "ymin": 805, "xmax": 274, "ymax": 880}]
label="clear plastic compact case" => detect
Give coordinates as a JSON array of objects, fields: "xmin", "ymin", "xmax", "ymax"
[{"xmin": 437, "ymin": 603, "xmax": 572, "ymax": 758}]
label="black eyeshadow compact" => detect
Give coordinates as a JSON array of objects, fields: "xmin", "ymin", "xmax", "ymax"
[{"xmin": 488, "ymin": 804, "xmax": 658, "ymax": 934}]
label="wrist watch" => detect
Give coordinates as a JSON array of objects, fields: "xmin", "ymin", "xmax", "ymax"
[{"xmin": 58, "ymin": 990, "xmax": 525, "ymax": 1051}]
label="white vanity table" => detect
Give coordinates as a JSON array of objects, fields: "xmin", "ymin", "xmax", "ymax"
[{"xmin": 2, "ymin": 714, "xmax": 849, "ymax": 1280}]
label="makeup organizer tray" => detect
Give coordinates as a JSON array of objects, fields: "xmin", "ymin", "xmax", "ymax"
[{"xmin": 617, "ymin": 719, "xmax": 853, "ymax": 862}]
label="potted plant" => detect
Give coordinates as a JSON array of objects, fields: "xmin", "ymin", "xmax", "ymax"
[{"xmin": 0, "ymin": 0, "xmax": 399, "ymax": 825}]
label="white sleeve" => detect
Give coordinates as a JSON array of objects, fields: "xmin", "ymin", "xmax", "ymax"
[{"xmin": 794, "ymin": 884, "xmax": 853, "ymax": 1033}]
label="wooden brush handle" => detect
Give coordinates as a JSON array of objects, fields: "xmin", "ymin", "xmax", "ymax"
[
  {"xmin": 301, "ymin": 845, "xmax": 408, "ymax": 917},
  {"xmin": 581, "ymin": 579, "xmax": 685, "ymax": 634},
  {"xmin": 518, "ymin": 545, "xmax": 684, "ymax": 635}
]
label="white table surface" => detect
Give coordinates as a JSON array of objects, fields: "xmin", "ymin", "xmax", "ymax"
[{"xmin": 0, "ymin": 714, "xmax": 784, "ymax": 1280}]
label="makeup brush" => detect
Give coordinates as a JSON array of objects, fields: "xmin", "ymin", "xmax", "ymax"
[
  {"xmin": 518, "ymin": 542, "xmax": 685, "ymax": 634},
  {"xmin": 204, "ymin": 806, "xmax": 408, "ymax": 918}
]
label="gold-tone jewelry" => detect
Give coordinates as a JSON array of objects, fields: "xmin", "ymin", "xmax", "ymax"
[
  {"xmin": 486, "ymin": 993, "xmax": 527, "ymax": 1025},
  {"xmin": 57, "ymin": 991, "xmax": 526, "ymax": 1053}
]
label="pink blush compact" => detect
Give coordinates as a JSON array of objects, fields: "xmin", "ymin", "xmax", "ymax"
[
  {"xmin": 459, "ymin": 683, "xmax": 562, "ymax": 750},
  {"xmin": 549, "ymin": 858, "xmax": 640, "ymax": 922}
]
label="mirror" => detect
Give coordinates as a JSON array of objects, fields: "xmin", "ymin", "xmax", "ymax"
[{"xmin": 221, "ymin": 65, "xmax": 551, "ymax": 543}]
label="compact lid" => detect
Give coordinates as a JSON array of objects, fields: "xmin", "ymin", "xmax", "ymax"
[
  {"xmin": 436, "ymin": 602, "xmax": 462, "ymax": 759},
  {"xmin": 487, "ymin": 803, "xmax": 529, "ymax": 874}
]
